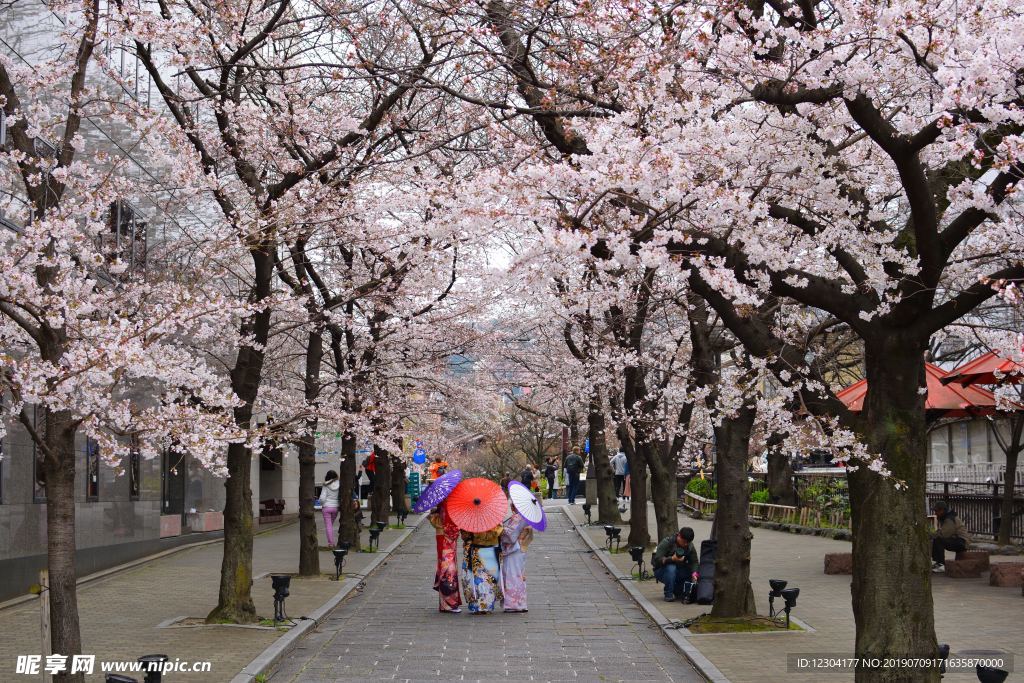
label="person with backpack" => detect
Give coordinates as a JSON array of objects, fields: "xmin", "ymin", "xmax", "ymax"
[
  {"xmin": 544, "ymin": 458, "xmax": 557, "ymax": 498},
  {"xmin": 520, "ymin": 464, "xmax": 535, "ymax": 490},
  {"xmin": 610, "ymin": 451, "xmax": 628, "ymax": 498},
  {"xmin": 564, "ymin": 447, "xmax": 585, "ymax": 505}
]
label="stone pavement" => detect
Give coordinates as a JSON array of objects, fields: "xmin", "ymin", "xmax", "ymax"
[
  {"xmin": 0, "ymin": 516, "xmax": 420, "ymax": 682},
  {"xmin": 268, "ymin": 509, "xmax": 702, "ymax": 682},
  {"xmin": 565, "ymin": 503, "xmax": 1023, "ymax": 683}
]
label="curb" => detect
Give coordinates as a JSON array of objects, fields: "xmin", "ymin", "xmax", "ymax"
[
  {"xmin": 229, "ymin": 516, "xmax": 426, "ymax": 683},
  {"xmin": 564, "ymin": 508, "xmax": 731, "ymax": 683}
]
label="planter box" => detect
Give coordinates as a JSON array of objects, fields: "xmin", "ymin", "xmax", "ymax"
[
  {"xmin": 159, "ymin": 515, "xmax": 182, "ymax": 538},
  {"xmin": 259, "ymin": 514, "xmax": 283, "ymax": 524},
  {"xmin": 824, "ymin": 552, "xmax": 853, "ymax": 575},
  {"xmin": 186, "ymin": 511, "xmax": 223, "ymax": 532},
  {"xmin": 990, "ymin": 562, "xmax": 1024, "ymax": 587}
]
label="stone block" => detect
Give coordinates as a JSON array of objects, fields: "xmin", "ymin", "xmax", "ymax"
[
  {"xmin": 989, "ymin": 562, "xmax": 1024, "ymax": 587},
  {"xmin": 955, "ymin": 550, "xmax": 990, "ymax": 571},
  {"xmin": 159, "ymin": 514, "xmax": 181, "ymax": 538},
  {"xmin": 824, "ymin": 552, "xmax": 853, "ymax": 575},
  {"xmin": 944, "ymin": 559, "xmax": 982, "ymax": 578}
]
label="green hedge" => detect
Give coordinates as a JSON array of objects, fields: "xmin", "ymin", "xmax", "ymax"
[{"xmin": 685, "ymin": 477, "xmax": 717, "ymax": 499}]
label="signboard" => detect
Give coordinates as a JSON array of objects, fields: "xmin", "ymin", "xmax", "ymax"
[
  {"xmin": 406, "ymin": 471, "xmax": 421, "ymax": 499},
  {"xmin": 584, "ymin": 438, "xmax": 590, "ymax": 454},
  {"xmin": 412, "ymin": 447, "xmax": 426, "ymax": 464}
]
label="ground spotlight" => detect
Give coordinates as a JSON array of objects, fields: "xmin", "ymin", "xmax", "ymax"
[
  {"xmin": 106, "ymin": 675, "xmax": 139, "ymax": 683},
  {"xmin": 398, "ymin": 510, "xmax": 409, "ymax": 526},
  {"xmin": 781, "ymin": 587, "xmax": 799, "ymax": 629},
  {"xmin": 768, "ymin": 579, "xmax": 787, "ymax": 618},
  {"xmin": 976, "ymin": 665, "xmax": 1009, "ymax": 683},
  {"xmin": 271, "ymin": 574, "xmax": 291, "ymax": 623},
  {"xmin": 138, "ymin": 654, "xmax": 168, "ymax": 683},
  {"xmin": 376, "ymin": 521, "xmax": 387, "ymax": 532},
  {"xmin": 337, "ymin": 539, "xmax": 352, "ymax": 552},
  {"xmin": 603, "ymin": 525, "xmax": 622, "ymax": 552},
  {"xmin": 582, "ymin": 502, "xmax": 592, "ymax": 524},
  {"xmin": 332, "ymin": 548, "xmax": 348, "ymax": 580},
  {"xmin": 629, "ymin": 546, "xmax": 649, "ymax": 580},
  {"xmin": 368, "ymin": 527, "xmax": 381, "ymax": 551}
]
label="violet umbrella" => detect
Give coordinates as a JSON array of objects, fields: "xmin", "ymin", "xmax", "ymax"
[
  {"xmin": 507, "ymin": 480, "xmax": 547, "ymax": 531},
  {"xmin": 412, "ymin": 469, "xmax": 462, "ymax": 514}
]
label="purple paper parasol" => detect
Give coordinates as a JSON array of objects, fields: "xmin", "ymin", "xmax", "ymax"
[
  {"xmin": 412, "ymin": 469, "xmax": 463, "ymax": 513},
  {"xmin": 507, "ymin": 480, "xmax": 547, "ymax": 531}
]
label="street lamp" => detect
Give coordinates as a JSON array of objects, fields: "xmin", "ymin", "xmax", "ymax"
[
  {"xmin": 332, "ymin": 548, "xmax": 348, "ymax": 580},
  {"xmin": 767, "ymin": 579, "xmax": 787, "ymax": 618},
  {"xmin": 271, "ymin": 574, "xmax": 291, "ymax": 624}
]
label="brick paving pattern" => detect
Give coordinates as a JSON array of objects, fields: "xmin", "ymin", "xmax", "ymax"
[
  {"xmin": 0, "ymin": 518, "xmax": 419, "ymax": 682},
  {"xmin": 268, "ymin": 510, "xmax": 701, "ymax": 682},
  {"xmin": 566, "ymin": 504, "xmax": 1023, "ymax": 683}
]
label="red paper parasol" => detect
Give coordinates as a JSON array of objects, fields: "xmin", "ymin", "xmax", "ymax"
[{"xmin": 446, "ymin": 478, "xmax": 507, "ymax": 532}]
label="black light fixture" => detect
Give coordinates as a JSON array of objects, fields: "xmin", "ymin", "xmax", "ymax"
[
  {"xmin": 106, "ymin": 675, "xmax": 138, "ymax": 683},
  {"xmin": 376, "ymin": 520, "xmax": 388, "ymax": 533},
  {"xmin": 781, "ymin": 587, "xmax": 799, "ymax": 629},
  {"xmin": 629, "ymin": 546, "xmax": 648, "ymax": 580},
  {"xmin": 137, "ymin": 654, "xmax": 169, "ymax": 683},
  {"xmin": 368, "ymin": 527, "xmax": 381, "ymax": 551},
  {"xmin": 603, "ymin": 525, "xmax": 622, "ymax": 552},
  {"xmin": 332, "ymin": 548, "xmax": 348, "ymax": 580},
  {"xmin": 582, "ymin": 502, "xmax": 592, "ymax": 524},
  {"xmin": 271, "ymin": 574, "xmax": 291, "ymax": 624},
  {"xmin": 398, "ymin": 509, "xmax": 409, "ymax": 526},
  {"xmin": 768, "ymin": 579, "xmax": 787, "ymax": 618},
  {"xmin": 337, "ymin": 539, "xmax": 352, "ymax": 551},
  {"xmin": 976, "ymin": 665, "xmax": 1009, "ymax": 683}
]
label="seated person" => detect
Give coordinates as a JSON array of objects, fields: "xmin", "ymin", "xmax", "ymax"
[
  {"xmin": 652, "ymin": 527, "xmax": 698, "ymax": 602},
  {"xmin": 931, "ymin": 500, "xmax": 970, "ymax": 573}
]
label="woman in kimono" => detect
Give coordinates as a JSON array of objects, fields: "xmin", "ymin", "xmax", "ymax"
[
  {"xmin": 500, "ymin": 510, "xmax": 533, "ymax": 612},
  {"xmin": 459, "ymin": 524, "xmax": 503, "ymax": 614},
  {"xmin": 428, "ymin": 503, "xmax": 462, "ymax": 613}
]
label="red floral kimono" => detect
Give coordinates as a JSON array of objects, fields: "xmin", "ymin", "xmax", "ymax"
[{"xmin": 429, "ymin": 503, "xmax": 462, "ymax": 612}]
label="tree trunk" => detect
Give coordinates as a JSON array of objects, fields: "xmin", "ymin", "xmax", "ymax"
[
  {"xmin": 391, "ymin": 456, "xmax": 408, "ymax": 515},
  {"xmin": 709, "ymin": 404, "xmax": 757, "ymax": 617},
  {"xmin": 998, "ymin": 446, "xmax": 1019, "ymax": 545},
  {"xmin": 43, "ymin": 413, "xmax": 84, "ymax": 683},
  {"xmin": 297, "ymin": 434, "xmax": 319, "ymax": 573},
  {"xmin": 297, "ymin": 329, "xmax": 323, "ymax": 576},
  {"xmin": 766, "ymin": 438, "xmax": 797, "ymax": 506},
  {"xmin": 996, "ymin": 415, "xmax": 1023, "ymax": 546},
  {"xmin": 648, "ymin": 446, "xmax": 678, "ymax": 544},
  {"xmin": 208, "ymin": 247, "xmax": 273, "ymax": 624},
  {"xmin": 338, "ymin": 432, "xmax": 360, "ymax": 548},
  {"xmin": 588, "ymin": 391, "xmax": 621, "ymax": 524},
  {"xmin": 626, "ymin": 442, "xmax": 651, "ymax": 548},
  {"xmin": 370, "ymin": 444, "xmax": 392, "ymax": 527},
  {"xmin": 849, "ymin": 340, "xmax": 939, "ymax": 683}
]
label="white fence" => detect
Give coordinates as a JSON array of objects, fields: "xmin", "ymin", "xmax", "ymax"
[{"xmin": 926, "ymin": 463, "xmax": 1024, "ymax": 486}]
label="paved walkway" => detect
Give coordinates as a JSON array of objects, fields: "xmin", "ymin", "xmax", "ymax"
[
  {"xmin": 0, "ymin": 517, "xmax": 420, "ymax": 682},
  {"xmin": 268, "ymin": 509, "xmax": 701, "ymax": 682},
  {"xmin": 566, "ymin": 503, "xmax": 1023, "ymax": 683}
]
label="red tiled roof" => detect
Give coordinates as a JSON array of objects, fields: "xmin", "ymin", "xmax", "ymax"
[{"xmin": 836, "ymin": 363, "xmax": 999, "ymax": 416}]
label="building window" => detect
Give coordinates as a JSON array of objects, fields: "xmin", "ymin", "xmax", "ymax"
[
  {"xmin": 129, "ymin": 439, "xmax": 141, "ymax": 501},
  {"xmin": 32, "ymin": 405, "xmax": 46, "ymax": 503},
  {"xmin": 85, "ymin": 438, "xmax": 100, "ymax": 501},
  {"xmin": 106, "ymin": 201, "xmax": 147, "ymax": 272}
]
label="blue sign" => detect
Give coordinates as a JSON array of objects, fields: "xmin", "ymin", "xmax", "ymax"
[
  {"xmin": 584, "ymin": 438, "xmax": 590, "ymax": 454},
  {"xmin": 412, "ymin": 447, "xmax": 426, "ymax": 464}
]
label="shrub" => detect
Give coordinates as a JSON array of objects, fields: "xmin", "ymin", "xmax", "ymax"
[
  {"xmin": 750, "ymin": 488, "xmax": 770, "ymax": 504},
  {"xmin": 686, "ymin": 477, "xmax": 717, "ymax": 499}
]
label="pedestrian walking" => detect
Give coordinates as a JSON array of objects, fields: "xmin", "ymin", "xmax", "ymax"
[
  {"xmin": 564, "ymin": 447, "xmax": 585, "ymax": 504},
  {"xmin": 429, "ymin": 502, "xmax": 463, "ymax": 613},
  {"xmin": 520, "ymin": 464, "xmax": 535, "ymax": 490},
  {"xmin": 319, "ymin": 470, "xmax": 341, "ymax": 546},
  {"xmin": 500, "ymin": 508, "xmax": 533, "ymax": 613},
  {"xmin": 610, "ymin": 451, "xmax": 627, "ymax": 498},
  {"xmin": 460, "ymin": 524, "xmax": 504, "ymax": 614}
]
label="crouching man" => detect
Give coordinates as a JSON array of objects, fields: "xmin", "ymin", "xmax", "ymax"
[{"xmin": 653, "ymin": 527, "xmax": 698, "ymax": 602}]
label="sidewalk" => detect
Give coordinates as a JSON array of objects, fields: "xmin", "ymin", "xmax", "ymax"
[
  {"xmin": 0, "ymin": 515, "xmax": 421, "ymax": 682},
  {"xmin": 565, "ymin": 503, "xmax": 1022, "ymax": 683}
]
